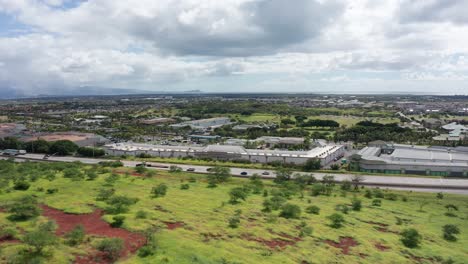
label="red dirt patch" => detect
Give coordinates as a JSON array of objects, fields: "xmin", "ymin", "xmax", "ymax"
[
  {"xmin": 113, "ymin": 169, "xmax": 143, "ymax": 177},
  {"xmin": 163, "ymin": 221, "xmax": 184, "ymax": 230},
  {"xmin": 375, "ymin": 242, "xmax": 391, "ymax": 251},
  {"xmin": 0, "ymin": 235, "xmax": 20, "ymax": 245},
  {"xmin": 241, "ymin": 233, "xmax": 301, "ymax": 250},
  {"xmin": 324, "ymin": 237, "xmax": 359, "ymax": 255},
  {"xmin": 40, "ymin": 205, "xmax": 146, "ymax": 263}
]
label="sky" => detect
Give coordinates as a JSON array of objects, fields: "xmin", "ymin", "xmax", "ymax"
[{"xmin": 0, "ymin": 0, "xmax": 468, "ymax": 96}]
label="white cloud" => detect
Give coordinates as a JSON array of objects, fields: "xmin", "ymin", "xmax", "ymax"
[{"xmin": 0, "ymin": 0, "xmax": 467, "ymax": 95}]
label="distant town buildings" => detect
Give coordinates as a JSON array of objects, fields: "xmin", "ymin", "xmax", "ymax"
[
  {"xmin": 139, "ymin": 118, "xmax": 176, "ymax": 125},
  {"xmin": 0, "ymin": 123, "xmax": 27, "ymax": 138}
]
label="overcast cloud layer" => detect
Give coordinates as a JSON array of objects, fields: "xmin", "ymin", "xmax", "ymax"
[{"xmin": 0, "ymin": 0, "xmax": 467, "ymax": 96}]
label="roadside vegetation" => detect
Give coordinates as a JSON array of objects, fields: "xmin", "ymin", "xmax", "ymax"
[{"xmin": 0, "ymin": 160, "xmax": 466, "ymax": 263}]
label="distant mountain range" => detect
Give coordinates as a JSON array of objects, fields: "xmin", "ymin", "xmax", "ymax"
[{"xmin": 0, "ymin": 87, "xmax": 168, "ymax": 99}]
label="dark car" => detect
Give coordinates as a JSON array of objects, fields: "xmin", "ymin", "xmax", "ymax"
[
  {"xmin": 240, "ymin": 172, "xmax": 248, "ymax": 176},
  {"xmin": 206, "ymin": 168, "xmax": 213, "ymax": 172},
  {"xmin": 135, "ymin": 163, "xmax": 146, "ymax": 167},
  {"xmin": 262, "ymin": 171, "xmax": 270, "ymax": 175},
  {"xmin": 187, "ymin": 168, "xmax": 195, "ymax": 172}
]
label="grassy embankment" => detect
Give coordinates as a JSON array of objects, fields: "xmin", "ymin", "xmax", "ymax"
[{"xmin": 0, "ymin": 161, "xmax": 467, "ymax": 263}]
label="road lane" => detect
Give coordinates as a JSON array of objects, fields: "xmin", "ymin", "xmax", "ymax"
[{"xmin": 4, "ymin": 153, "xmax": 468, "ymax": 194}]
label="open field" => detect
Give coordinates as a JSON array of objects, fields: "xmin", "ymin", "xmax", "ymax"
[{"xmin": 0, "ymin": 161, "xmax": 467, "ymax": 264}]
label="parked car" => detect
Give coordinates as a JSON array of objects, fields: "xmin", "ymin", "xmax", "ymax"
[
  {"xmin": 240, "ymin": 172, "xmax": 248, "ymax": 176},
  {"xmin": 262, "ymin": 171, "xmax": 270, "ymax": 175},
  {"xmin": 187, "ymin": 168, "xmax": 195, "ymax": 172},
  {"xmin": 206, "ymin": 168, "xmax": 213, "ymax": 172}
]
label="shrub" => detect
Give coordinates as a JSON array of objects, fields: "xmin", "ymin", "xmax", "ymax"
[
  {"xmin": 279, "ymin": 203, "xmax": 301, "ymax": 219},
  {"xmin": 23, "ymin": 221, "xmax": 57, "ymax": 254},
  {"xmin": 110, "ymin": 216, "xmax": 125, "ymax": 228},
  {"xmin": 340, "ymin": 180, "xmax": 352, "ymax": 191},
  {"xmin": 229, "ymin": 214, "xmax": 240, "ymax": 228},
  {"xmin": 373, "ymin": 188, "xmax": 384, "ymax": 198},
  {"xmin": 46, "ymin": 188, "xmax": 58, "ymax": 194},
  {"xmin": 351, "ymin": 198, "xmax": 362, "ymax": 211},
  {"xmin": 335, "ymin": 204, "xmax": 349, "ymax": 214},
  {"xmin": 298, "ymin": 221, "xmax": 313, "ymax": 237},
  {"xmin": 384, "ymin": 193, "xmax": 398, "ymax": 201},
  {"xmin": 372, "ymin": 199, "xmax": 382, "ymax": 207},
  {"xmin": 151, "ymin": 184, "xmax": 168, "ymax": 198},
  {"xmin": 364, "ymin": 189, "xmax": 373, "ymax": 199},
  {"xmin": 96, "ymin": 238, "xmax": 124, "ymax": 261},
  {"xmin": 180, "ymin": 184, "xmax": 190, "ymax": 190},
  {"xmin": 169, "ymin": 165, "xmax": 182, "ymax": 173},
  {"xmin": 138, "ymin": 245, "xmax": 155, "ymax": 258},
  {"xmin": 229, "ymin": 187, "xmax": 248, "ymax": 204},
  {"xmin": 13, "ymin": 180, "xmax": 30, "ymax": 191},
  {"xmin": 8, "ymin": 195, "xmax": 40, "ymax": 221},
  {"xmin": 305, "ymin": 205, "xmax": 320, "ymax": 215},
  {"xmin": 328, "ymin": 213, "xmax": 345, "ymax": 228},
  {"xmin": 400, "ymin": 228, "xmax": 421, "ymax": 248},
  {"xmin": 188, "ymin": 177, "xmax": 197, "ymax": 183},
  {"xmin": 96, "ymin": 188, "xmax": 115, "ymax": 201},
  {"xmin": 135, "ymin": 210, "xmax": 148, "ymax": 219},
  {"xmin": 105, "ymin": 195, "xmax": 139, "ymax": 214},
  {"xmin": 442, "ymin": 224, "xmax": 460, "ymax": 241},
  {"xmin": 65, "ymin": 225, "xmax": 85, "ymax": 246}
]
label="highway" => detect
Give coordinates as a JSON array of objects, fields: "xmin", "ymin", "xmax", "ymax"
[{"xmin": 4, "ymin": 153, "xmax": 468, "ymax": 195}]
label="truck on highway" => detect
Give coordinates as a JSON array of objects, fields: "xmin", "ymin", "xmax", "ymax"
[{"xmin": 1, "ymin": 149, "xmax": 27, "ymax": 156}]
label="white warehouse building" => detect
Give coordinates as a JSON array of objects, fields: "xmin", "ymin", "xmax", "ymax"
[{"xmin": 104, "ymin": 143, "xmax": 345, "ymax": 166}]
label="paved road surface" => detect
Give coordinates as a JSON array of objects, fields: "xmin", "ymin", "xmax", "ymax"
[{"xmin": 3, "ymin": 153, "xmax": 468, "ymax": 195}]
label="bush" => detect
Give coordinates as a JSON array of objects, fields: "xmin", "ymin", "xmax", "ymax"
[
  {"xmin": 138, "ymin": 245, "xmax": 155, "ymax": 258},
  {"xmin": 340, "ymin": 180, "xmax": 352, "ymax": 191},
  {"xmin": 23, "ymin": 221, "xmax": 57, "ymax": 254},
  {"xmin": 335, "ymin": 204, "xmax": 349, "ymax": 214},
  {"xmin": 49, "ymin": 140, "xmax": 79, "ymax": 155},
  {"xmin": 364, "ymin": 189, "xmax": 373, "ymax": 199},
  {"xmin": 180, "ymin": 183, "xmax": 190, "ymax": 190},
  {"xmin": 351, "ymin": 198, "xmax": 362, "ymax": 211},
  {"xmin": 229, "ymin": 187, "xmax": 248, "ymax": 204},
  {"xmin": 8, "ymin": 195, "xmax": 41, "ymax": 221},
  {"xmin": 151, "ymin": 184, "xmax": 168, "ymax": 198},
  {"xmin": 135, "ymin": 210, "xmax": 148, "ymax": 219},
  {"xmin": 328, "ymin": 213, "xmax": 345, "ymax": 228},
  {"xmin": 96, "ymin": 188, "xmax": 115, "ymax": 201},
  {"xmin": 305, "ymin": 205, "xmax": 320, "ymax": 215},
  {"xmin": 13, "ymin": 180, "xmax": 30, "ymax": 191},
  {"xmin": 442, "ymin": 224, "xmax": 460, "ymax": 241},
  {"xmin": 46, "ymin": 188, "xmax": 58, "ymax": 194},
  {"xmin": 169, "ymin": 165, "xmax": 182, "ymax": 173},
  {"xmin": 228, "ymin": 211, "xmax": 241, "ymax": 228},
  {"xmin": 384, "ymin": 193, "xmax": 398, "ymax": 201},
  {"xmin": 400, "ymin": 228, "xmax": 421, "ymax": 248},
  {"xmin": 279, "ymin": 203, "xmax": 301, "ymax": 219},
  {"xmin": 298, "ymin": 221, "xmax": 313, "ymax": 237},
  {"xmin": 110, "ymin": 216, "xmax": 125, "ymax": 228},
  {"xmin": 105, "ymin": 195, "xmax": 139, "ymax": 214},
  {"xmin": 373, "ymin": 188, "xmax": 384, "ymax": 198},
  {"xmin": 372, "ymin": 199, "xmax": 382, "ymax": 207},
  {"xmin": 96, "ymin": 238, "xmax": 124, "ymax": 261},
  {"xmin": 65, "ymin": 225, "xmax": 85, "ymax": 246},
  {"xmin": 77, "ymin": 147, "xmax": 105, "ymax": 157}
]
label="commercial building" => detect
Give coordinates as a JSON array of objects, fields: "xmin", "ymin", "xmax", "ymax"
[
  {"xmin": 350, "ymin": 143, "xmax": 468, "ymax": 177},
  {"xmin": 104, "ymin": 142, "xmax": 345, "ymax": 166},
  {"xmin": 170, "ymin": 117, "xmax": 232, "ymax": 131}
]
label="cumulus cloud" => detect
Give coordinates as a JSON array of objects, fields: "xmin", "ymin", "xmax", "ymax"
[{"xmin": 0, "ymin": 0, "xmax": 467, "ymax": 95}]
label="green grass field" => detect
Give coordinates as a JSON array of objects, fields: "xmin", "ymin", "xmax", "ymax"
[{"xmin": 0, "ymin": 161, "xmax": 467, "ymax": 264}]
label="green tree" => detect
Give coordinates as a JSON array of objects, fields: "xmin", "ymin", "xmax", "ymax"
[
  {"xmin": 110, "ymin": 216, "xmax": 125, "ymax": 228},
  {"xmin": 229, "ymin": 187, "xmax": 248, "ymax": 204},
  {"xmin": 8, "ymin": 195, "xmax": 41, "ymax": 221},
  {"xmin": 442, "ymin": 224, "xmax": 460, "ymax": 241},
  {"xmin": 303, "ymin": 158, "xmax": 321, "ymax": 171},
  {"xmin": 49, "ymin": 140, "xmax": 79, "ymax": 155},
  {"xmin": 65, "ymin": 225, "xmax": 85, "ymax": 246},
  {"xmin": 23, "ymin": 221, "xmax": 57, "ymax": 254},
  {"xmin": 400, "ymin": 228, "xmax": 421, "ymax": 248},
  {"xmin": 328, "ymin": 213, "xmax": 345, "ymax": 228},
  {"xmin": 151, "ymin": 184, "xmax": 168, "ymax": 198},
  {"xmin": 207, "ymin": 166, "xmax": 231, "ymax": 187},
  {"xmin": 96, "ymin": 238, "xmax": 124, "ymax": 261},
  {"xmin": 279, "ymin": 203, "xmax": 301, "ymax": 219},
  {"xmin": 105, "ymin": 195, "xmax": 139, "ymax": 214},
  {"xmin": 351, "ymin": 198, "xmax": 362, "ymax": 211},
  {"xmin": 274, "ymin": 167, "xmax": 292, "ymax": 183}
]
